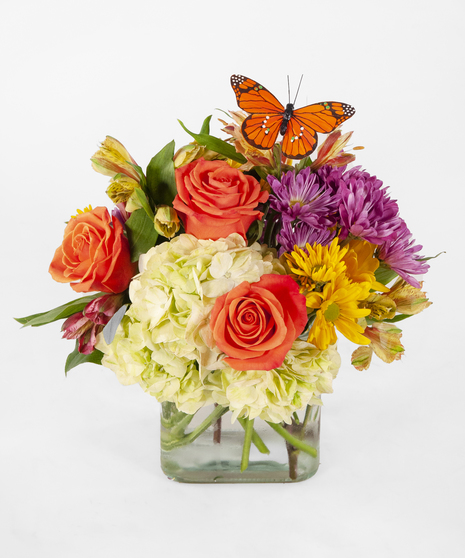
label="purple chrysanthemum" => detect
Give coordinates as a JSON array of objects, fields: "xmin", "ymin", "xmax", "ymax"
[
  {"xmin": 276, "ymin": 221, "xmax": 335, "ymax": 256},
  {"xmin": 377, "ymin": 221, "xmax": 429, "ymax": 288},
  {"xmin": 267, "ymin": 167, "xmax": 337, "ymax": 228},
  {"xmin": 335, "ymin": 167, "xmax": 402, "ymax": 244}
]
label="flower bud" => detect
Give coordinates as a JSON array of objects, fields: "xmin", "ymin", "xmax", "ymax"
[{"xmin": 154, "ymin": 206, "xmax": 180, "ymax": 239}]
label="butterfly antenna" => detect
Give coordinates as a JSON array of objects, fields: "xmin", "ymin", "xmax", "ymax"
[
  {"xmin": 287, "ymin": 75, "xmax": 291, "ymax": 104},
  {"xmin": 293, "ymin": 74, "xmax": 304, "ymax": 105}
]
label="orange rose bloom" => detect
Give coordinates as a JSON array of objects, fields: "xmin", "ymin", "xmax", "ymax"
[
  {"xmin": 49, "ymin": 206, "xmax": 135, "ymax": 293},
  {"xmin": 173, "ymin": 158, "xmax": 268, "ymax": 240},
  {"xmin": 210, "ymin": 275, "xmax": 308, "ymax": 371}
]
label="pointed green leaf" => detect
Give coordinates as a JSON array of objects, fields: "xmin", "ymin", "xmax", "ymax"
[
  {"xmin": 200, "ymin": 115, "xmax": 212, "ymax": 134},
  {"xmin": 375, "ymin": 264, "xmax": 398, "ymax": 286},
  {"xmin": 384, "ymin": 313, "xmax": 412, "ymax": 324},
  {"xmin": 125, "ymin": 208, "xmax": 159, "ymax": 263},
  {"xmin": 146, "ymin": 140, "xmax": 177, "ymax": 206},
  {"xmin": 65, "ymin": 341, "xmax": 103, "ymax": 375},
  {"xmin": 14, "ymin": 293, "xmax": 107, "ymax": 328},
  {"xmin": 178, "ymin": 120, "xmax": 247, "ymax": 164},
  {"xmin": 246, "ymin": 218, "xmax": 264, "ymax": 246},
  {"xmin": 133, "ymin": 187, "xmax": 154, "ymax": 219},
  {"xmin": 295, "ymin": 156, "xmax": 312, "ymax": 171},
  {"xmin": 420, "ymin": 251, "xmax": 446, "ymax": 262}
]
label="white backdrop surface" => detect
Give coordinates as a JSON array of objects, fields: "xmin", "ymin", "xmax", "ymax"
[{"xmin": 1, "ymin": 1, "xmax": 464, "ymax": 557}]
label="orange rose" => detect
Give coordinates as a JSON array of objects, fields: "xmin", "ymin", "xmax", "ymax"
[
  {"xmin": 49, "ymin": 206, "xmax": 135, "ymax": 293},
  {"xmin": 173, "ymin": 158, "xmax": 268, "ymax": 240},
  {"xmin": 210, "ymin": 275, "xmax": 308, "ymax": 371}
]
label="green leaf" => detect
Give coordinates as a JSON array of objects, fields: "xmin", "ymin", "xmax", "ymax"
[
  {"xmin": 420, "ymin": 251, "xmax": 446, "ymax": 262},
  {"xmin": 125, "ymin": 208, "xmax": 159, "ymax": 263},
  {"xmin": 384, "ymin": 313, "xmax": 412, "ymax": 324},
  {"xmin": 375, "ymin": 264, "xmax": 398, "ymax": 286},
  {"xmin": 65, "ymin": 341, "xmax": 103, "ymax": 375},
  {"xmin": 14, "ymin": 293, "xmax": 107, "ymax": 328},
  {"xmin": 246, "ymin": 218, "xmax": 264, "ymax": 246},
  {"xmin": 200, "ymin": 115, "xmax": 212, "ymax": 134},
  {"xmin": 133, "ymin": 187, "xmax": 154, "ymax": 219},
  {"xmin": 178, "ymin": 120, "xmax": 247, "ymax": 164},
  {"xmin": 295, "ymin": 156, "xmax": 313, "ymax": 171},
  {"xmin": 146, "ymin": 140, "xmax": 177, "ymax": 206}
]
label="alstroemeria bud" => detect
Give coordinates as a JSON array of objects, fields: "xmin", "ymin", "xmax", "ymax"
[
  {"xmin": 387, "ymin": 279, "xmax": 432, "ymax": 315},
  {"xmin": 91, "ymin": 136, "xmax": 141, "ymax": 182},
  {"xmin": 154, "ymin": 205, "xmax": 180, "ymax": 239}
]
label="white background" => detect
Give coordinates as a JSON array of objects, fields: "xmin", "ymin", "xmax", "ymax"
[{"xmin": 1, "ymin": 0, "xmax": 464, "ymax": 556}]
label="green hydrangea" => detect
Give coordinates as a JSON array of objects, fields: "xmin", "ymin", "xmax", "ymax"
[
  {"xmin": 97, "ymin": 233, "xmax": 285, "ymax": 414},
  {"xmin": 209, "ymin": 340, "xmax": 341, "ymax": 424}
]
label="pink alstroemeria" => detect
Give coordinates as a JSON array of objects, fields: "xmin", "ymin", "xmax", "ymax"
[
  {"xmin": 310, "ymin": 130, "xmax": 356, "ymax": 171},
  {"xmin": 62, "ymin": 294, "xmax": 124, "ymax": 354}
]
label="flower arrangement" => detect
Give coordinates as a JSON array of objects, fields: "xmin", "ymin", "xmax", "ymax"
[{"xmin": 17, "ymin": 75, "xmax": 433, "ymax": 482}]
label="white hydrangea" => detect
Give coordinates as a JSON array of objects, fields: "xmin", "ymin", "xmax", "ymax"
[{"xmin": 209, "ymin": 340, "xmax": 341, "ymax": 424}]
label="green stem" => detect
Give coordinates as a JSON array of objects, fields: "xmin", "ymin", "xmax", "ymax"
[
  {"xmin": 161, "ymin": 405, "xmax": 228, "ymax": 451},
  {"xmin": 238, "ymin": 418, "xmax": 270, "ymax": 454},
  {"xmin": 170, "ymin": 413, "xmax": 195, "ymax": 438},
  {"xmin": 266, "ymin": 421, "xmax": 318, "ymax": 458},
  {"xmin": 240, "ymin": 418, "xmax": 254, "ymax": 472},
  {"xmin": 302, "ymin": 405, "xmax": 311, "ymax": 427}
]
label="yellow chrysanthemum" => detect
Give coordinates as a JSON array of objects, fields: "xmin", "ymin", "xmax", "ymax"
[
  {"xmin": 71, "ymin": 205, "xmax": 93, "ymax": 219},
  {"xmin": 307, "ymin": 274, "xmax": 372, "ymax": 350},
  {"xmin": 343, "ymin": 239, "xmax": 389, "ymax": 292},
  {"xmin": 284, "ymin": 238, "xmax": 348, "ymax": 303}
]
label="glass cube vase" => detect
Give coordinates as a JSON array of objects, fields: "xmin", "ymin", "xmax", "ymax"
[{"xmin": 160, "ymin": 402, "xmax": 321, "ymax": 483}]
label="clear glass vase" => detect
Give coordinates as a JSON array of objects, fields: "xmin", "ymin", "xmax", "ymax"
[{"xmin": 160, "ymin": 402, "xmax": 321, "ymax": 483}]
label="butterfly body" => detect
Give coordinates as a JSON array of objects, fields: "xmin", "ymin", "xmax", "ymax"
[
  {"xmin": 280, "ymin": 103, "xmax": 294, "ymax": 136},
  {"xmin": 230, "ymin": 74, "xmax": 355, "ymax": 160}
]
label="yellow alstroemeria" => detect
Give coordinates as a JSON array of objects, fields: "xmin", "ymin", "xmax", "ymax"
[
  {"xmin": 351, "ymin": 345, "xmax": 373, "ymax": 371},
  {"xmin": 91, "ymin": 136, "xmax": 141, "ymax": 182},
  {"xmin": 106, "ymin": 176, "xmax": 140, "ymax": 205},
  {"xmin": 363, "ymin": 322, "xmax": 405, "ymax": 364},
  {"xmin": 360, "ymin": 293, "xmax": 397, "ymax": 321},
  {"xmin": 387, "ymin": 279, "xmax": 432, "ymax": 315}
]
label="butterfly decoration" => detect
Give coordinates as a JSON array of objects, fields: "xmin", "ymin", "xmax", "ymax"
[{"xmin": 230, "ymin": 74, "xmax": 356, "ymax": 160}]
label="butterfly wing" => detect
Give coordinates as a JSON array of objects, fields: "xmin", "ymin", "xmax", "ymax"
[
  {"xmin": 231, "ymin": 75, "xmax": 285, "ymax": 115},
  {"xmin": 231, "ymin": 75, "xmax": 285, "ymax": 150},
  {"xmin": 282, "ymin": 102, "xmax": 356, "ymax": 159},
  {"xmin": 241, "ymin": 114, "xmax": 283, "ymax": 151}
]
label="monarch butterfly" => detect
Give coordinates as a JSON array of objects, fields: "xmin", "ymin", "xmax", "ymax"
[{"xmin": 230, "ymin": 74, "xmax": 356, "ymax": 160}]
